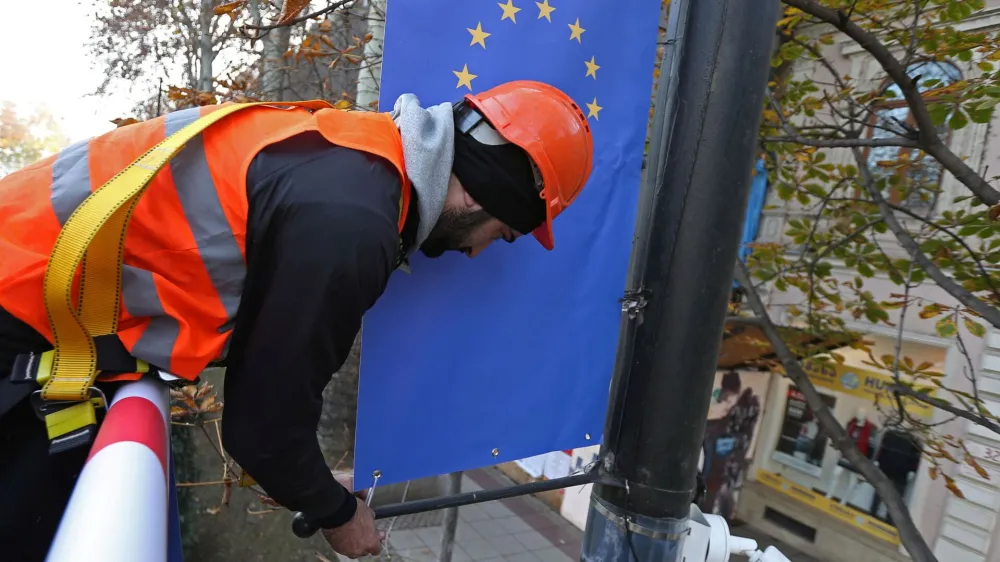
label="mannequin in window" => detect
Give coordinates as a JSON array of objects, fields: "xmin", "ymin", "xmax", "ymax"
[
  {"xmin": 869, "ymin": 429, "xmax": 921, "ymax": 524},
  {"xmin": 826, "ymin": 407, "xmax": 878, "ymax": 505}
]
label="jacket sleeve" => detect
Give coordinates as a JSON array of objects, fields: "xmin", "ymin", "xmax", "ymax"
[{"xmin": 221, "ymin": 142, "xmax": 403, "ymax": 528}]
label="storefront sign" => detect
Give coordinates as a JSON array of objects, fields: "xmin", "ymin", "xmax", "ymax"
[
  {"xmin": 776, "ymin": 359, "xmax": 936, "ymax": 417},
  {"xmin": 756, "ymin": 469, "xmax": 901, "ymax": 545}
]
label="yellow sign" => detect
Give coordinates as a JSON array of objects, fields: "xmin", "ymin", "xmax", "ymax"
[
  {"xmin": 775, "ymin": 359, "xmax": 936, "ymax": 417},
  {"xmin": 756, "ymin": 470, "xmax": 901, "ymax": 545}
]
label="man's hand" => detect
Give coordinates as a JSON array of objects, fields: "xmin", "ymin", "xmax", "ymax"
[{"xmin": 321, "ymin": 497, "xmax": 384, "ymax": 559}]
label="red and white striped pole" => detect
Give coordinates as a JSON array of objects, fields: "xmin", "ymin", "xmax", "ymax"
[{"xmin": 46, "ymin": 378, "xmax": 171, "ymax": 562}]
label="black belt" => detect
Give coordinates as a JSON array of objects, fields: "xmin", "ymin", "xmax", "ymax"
[{"xmin": 0, "ymin": 334, "xmax": 154, "ymax": 420}]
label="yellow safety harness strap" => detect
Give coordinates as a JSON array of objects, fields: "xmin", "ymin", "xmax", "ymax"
[{"xmin": 38, "ymin": 100, "xmax": 334, "ymax": 450}]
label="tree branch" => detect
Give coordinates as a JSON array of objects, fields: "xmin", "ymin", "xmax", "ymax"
[
  {"xmin": 890, "ymin": 383, "xmax": 1000, "ymax": 436},
  {"xmin": 763, "ymin": 135, "xmax": 918, "ymax": 148},
  {"xmin": 241, "ymin": 0, "xmax": 355, "ymax": 36},
  {"xmin": 849, "ymin": 147, "xmax": 1000, "ymax": 329},
  {"xmin": 782, "ymin": 0, "xmax": 1000, "ymax": 206},
  {"xmin": 735, "ymin": 261, "xmax": 937, "ymax": 562}
]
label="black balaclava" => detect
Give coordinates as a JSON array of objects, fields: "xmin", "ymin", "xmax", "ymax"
[{"xmin": 451, "ymin": 104, "xmax": 546, "ymax": 235}]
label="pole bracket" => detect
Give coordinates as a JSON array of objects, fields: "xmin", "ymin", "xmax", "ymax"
[{"xmin": 619, "ymin": 288, "xmax": 651, "ymax": 320}]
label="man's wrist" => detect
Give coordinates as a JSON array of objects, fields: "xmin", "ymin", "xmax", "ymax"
[{"xmin": 314, "ymin": 493, "xmax": 359, "ymax": 529}]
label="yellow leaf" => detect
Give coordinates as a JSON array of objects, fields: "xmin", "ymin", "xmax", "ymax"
[
  {"xmin": 170, "ymin": 406, "xmax": 187, "ymax": 418},
  {"xmin": 929, "ymin": 466, "xmax": 939, "ymax": 480},
  {"xmin": 277, "ymin": 0, "xmax": 311, "ymax": 25},
  {"xmin": 333, "ymin": 99, "xmax": 352, "ymax": 110},
  {"xmin": 967, "ymin": 456, "xmax": 990, "ymax": 480},
  {"xmin": 965, "ymin": 317, "xmax": 987, "ymax": 338},
  {"xmin": 214, "ymin": 0, "xmax": 243, "ymax": 16},
  {"xmin": 944, "ymin": 475, "xmax": 965, "ymax": 499}
]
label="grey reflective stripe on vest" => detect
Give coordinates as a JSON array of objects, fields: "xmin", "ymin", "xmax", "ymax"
[
  {"xmin": 50, "ymin": 139, "xmax": 92, "ymax": 225},
  {"xmin": 46, "ymin": 109, "xmax": 247, "ymax": 370},
  {"xmin": 122, "ymin": 265, "xmax": 178, "ymax": 369},
  {"xmin": 164, "ymin": 108, "xmax": 246, "ymax": 352}
]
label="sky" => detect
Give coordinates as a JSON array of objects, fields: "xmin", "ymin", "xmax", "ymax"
[{"xmin": 1, "ymin": 0, "xmax": 133, "ymax": 144}]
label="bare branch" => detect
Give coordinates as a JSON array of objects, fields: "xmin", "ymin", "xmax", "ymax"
[
  {"xmin": 849, "ymin": 147, "xmax": 1000, "ymax": 328},
  {"xmin": 735, "ymin": 261, "xmax": 937, "ymax": 562},
  {"xmin": 782, "ymin": 0, "xmax": 1000, "ymax": 206},
  {"xmin": 764, "ymin": 136, "xmax": 918, "ymax": 148},
  {"xmin": 242, "ymin": 0, "xmax": 354, "ymax": 36},
  {"xmin": 890, "ymin": 383, "xmax": 1000, "ymax": 436}
]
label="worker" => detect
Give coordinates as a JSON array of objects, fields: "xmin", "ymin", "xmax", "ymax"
[{"xmin": 0, "ymin": 79, "xmax": 593, "ymax": 561}]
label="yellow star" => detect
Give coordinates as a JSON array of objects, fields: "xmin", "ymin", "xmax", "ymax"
[
  {"xmin": 568, "ymin": 17, "xmax": 585, "ymax": 42},
  {"xmin": 468, "ymin": 22, "xmax": 491, "ymax": 48},
  {"xmin": 498, "ymin": 0, "xmax": 521, "ymax": 23},
  {"xmin": 584, "ymin": 56, "xmax": 600, "ymax": 79},
  {"xmin": 536, "ymin": 0, "xmax": 555, "ymax": 22},
  {"xmin": 586, "ymin": 97, "xmax": 602, "ymax": 120},
  {"xmin": 453, "ymin": 64, "xmax": 477, "ymax": 90}
]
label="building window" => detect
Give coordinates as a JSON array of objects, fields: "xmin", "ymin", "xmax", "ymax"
[{"xmin": 866, "ymin": 61, "xmax": 961, "ymax": 212}]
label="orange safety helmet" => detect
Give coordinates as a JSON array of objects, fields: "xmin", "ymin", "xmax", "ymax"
[{"xmin": 463, "ymin": 80, "xmax": 594, "ymax": 250}]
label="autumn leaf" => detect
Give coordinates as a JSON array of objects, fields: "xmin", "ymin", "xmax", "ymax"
[
  {"xmin": 110, "ymin": 117, "xmax": 139, "ymax": 128},
  {"xmin": 919, "ymin": 303, "xmax": 945, "ymax": 319},
  {"xmin": 965, "ymin": 317, "xmax": 987, "ymax": 338},
  {"xmin": 333, "ymin": 99, "xmax": 352, "ymax": 110},
  {"xmin": 277, "ymin": 0, "xmax": 311, "ymax": 25},
  {"xmin": 990, "ymin": 204, "xmax": 1000, "ymax": 222},
  {"xmin": 967, "ymin": 456, "xmax": 990, "ymax": 480},
  {"xmin": 170, "ymin": 406, "xmax": 187, "ymax": 419},
  {"xmin": 929, "ymin": 465, "xmax": 939, "ymax": 480},
  {"xmin": 944, "ymin": 474, "xmax": 966, "ymax": 499},
  {"xmin": 206, "ymin": 506, "xmax": 221, "ymax": 515},
  {"xmin": 936, "ymin": 316, "xmax": 958, "ymax": 338},
  {"xmin": 214, "ymin": 0, "xmax": 243, "ymax": 16}
]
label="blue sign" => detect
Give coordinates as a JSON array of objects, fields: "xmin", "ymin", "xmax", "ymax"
[{"xmin": 355, "ymin": 0, "xmax": 661, "ymax": 488}]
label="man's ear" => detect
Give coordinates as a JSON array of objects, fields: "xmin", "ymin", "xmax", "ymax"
[{"xmin": 451, "ymin": 174, "xmax": 483, "ymax": 211}]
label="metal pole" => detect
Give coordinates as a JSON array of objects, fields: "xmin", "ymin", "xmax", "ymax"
[
  {"xmin": 581, "ymin": 0, "xmax": 781, "ymax": 560},
  {"xmin": 47, "ymin": 378, "xmax": 171, "ymax": 562},
  {"xmin": 292, "ymin": 469, "xmax": 602, "ymax": 537},
  {"xmin": 437, "ymin": 472, "xmax": 463, "ymax": 562}
]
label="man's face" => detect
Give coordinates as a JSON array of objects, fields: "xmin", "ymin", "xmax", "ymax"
[
  {"xmin": 419, "ymin": 175, "xmax": 521, "ymax": 258},
  {"xmin": 419, "ymin": 207, "xmax": 518, "ymax": 258}
]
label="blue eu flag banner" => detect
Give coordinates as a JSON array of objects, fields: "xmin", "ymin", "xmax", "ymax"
[{"xmin": 355, "ymin": 0, "xmax": 661, "ymax": 488}]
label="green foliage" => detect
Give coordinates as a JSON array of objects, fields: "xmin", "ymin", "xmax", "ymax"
[
  {"xmin": 752, "ymin": 0, "xmax": 1000, "ymax": 508},
  {"xmin": 0, "ymin": 102, "xmax": 68, "ymax": 177}
]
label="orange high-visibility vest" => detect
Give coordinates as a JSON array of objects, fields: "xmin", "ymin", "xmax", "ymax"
[{"xmin": 0, "ymin": 104, "xmax": 411, "ymax": 380}]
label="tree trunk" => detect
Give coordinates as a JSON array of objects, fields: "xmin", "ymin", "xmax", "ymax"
[
  {"xmin": 198, "ymin": 0, "xmax": 216, "ymax": 93},
  {"xmin": 356, "ymin": 0, "xmax": 385, "ymax": 110},
  {"xmin": 258, "ymin": 0, "xmax": 292, "ymax": 101}
]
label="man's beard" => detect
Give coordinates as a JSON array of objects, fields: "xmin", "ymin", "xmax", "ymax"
[{"xmin": 419, "ymin": 208, "xmax": 493, "ymax": 258}]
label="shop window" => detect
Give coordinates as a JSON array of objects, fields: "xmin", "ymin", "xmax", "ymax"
[
  {"xmin": 865, "ymin": 61, "xmax": 961, "ymax": 212},
  {"xmin": 772, "ymin": 385, "xmax": 837, "ymax": 478}
]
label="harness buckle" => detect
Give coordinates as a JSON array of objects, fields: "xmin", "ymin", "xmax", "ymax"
[{"xmin": 30, "ymin": 387, "xmax": 108, "ymax": 455}]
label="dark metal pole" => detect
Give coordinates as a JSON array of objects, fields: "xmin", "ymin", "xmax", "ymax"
[
  {"xmin": 581, "ymin": 0, "xmax": 780, "ymax": 559},
  {"xmin": 437, "ymin": 472, "xmax": 463, "ymax": 562},
  {"xmin": 291, "ymin": 470, "xmax": 601, "ymax": 538}
]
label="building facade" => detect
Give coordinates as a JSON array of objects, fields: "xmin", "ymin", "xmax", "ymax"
[{"xmin": 737, "ymin": 5, "xmax": 1000, "ymax": 562}]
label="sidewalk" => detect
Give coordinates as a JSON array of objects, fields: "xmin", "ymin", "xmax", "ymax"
[
  {"xmin": 378, "ymin": 469, "xmax": 580, "ymax": 562},
  {"xmin": 375, "ymin": 468, "xmax": 817, "ymax": 562}
]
